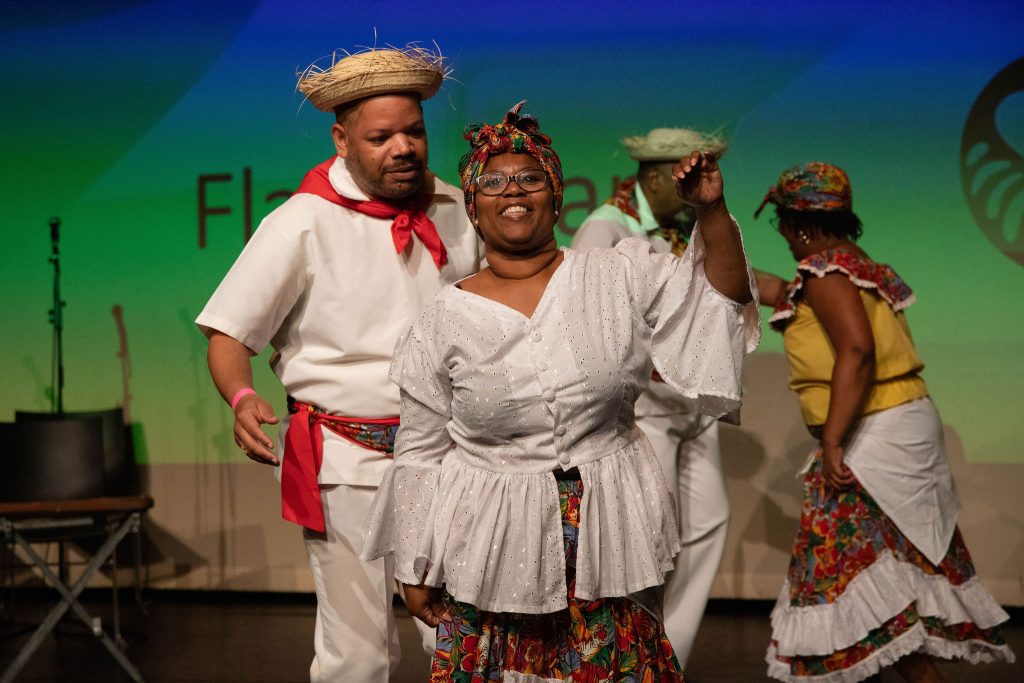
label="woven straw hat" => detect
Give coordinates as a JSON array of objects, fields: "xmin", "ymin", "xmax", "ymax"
[
  {"xmin": 622, "ymin": 127, "xmax": 728, "ymax": 161},
  {"xmin": 298, "ymin": 45, "xmax": 447, "ymax": 112}
]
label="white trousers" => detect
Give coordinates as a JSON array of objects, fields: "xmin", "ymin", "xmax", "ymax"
[
  {"xmin": 639, "ymin": 415, "xmax": 729, "ymax": 669},
  {"xmin": 303, "ymin": 484, "xmax": 435, "ymax": 682}
]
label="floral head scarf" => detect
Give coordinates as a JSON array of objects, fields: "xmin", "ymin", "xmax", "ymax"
[
  {"xmin": 754, "ymin": 162, "xmax": 852, "ymax": 218},
  {"xmin": 458, "ymin": 101, "xmax": 563, "ymax": 221}
]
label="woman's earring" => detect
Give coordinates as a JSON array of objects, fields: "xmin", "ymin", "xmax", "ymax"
[
  {"xmin": 554, "ymin": 210, "xmax": 560, "ymax": 218},
  {"xmin": 798, "ymin": 230, "xmax": 810, "ymax": 245},
  {"xmin": 473, "ymin": 218, "xmax": 480, "ymax": 227}
]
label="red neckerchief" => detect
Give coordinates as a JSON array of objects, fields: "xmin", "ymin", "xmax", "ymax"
[
  {"xmin": 605, "ymin": 176, "xmax": 642, "ymax": 223},
  {"xmin": 296, "ymin": 158, "xmax": 448, "ymax": 269},
  {"xmin": 605, "ymin": 176, "xmax": 688, "ymax": 256}
]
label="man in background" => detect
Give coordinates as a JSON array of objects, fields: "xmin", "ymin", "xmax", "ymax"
[{"xmin": 572, "ymin": 127, "xmax": 731, "ymax": 669}]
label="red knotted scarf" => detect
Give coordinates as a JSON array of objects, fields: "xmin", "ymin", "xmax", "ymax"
[{"xmin": 296, "ymin": 158, "xmax": 448, "ymax": 269}]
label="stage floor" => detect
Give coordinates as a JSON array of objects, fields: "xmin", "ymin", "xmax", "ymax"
[{"xmin": 1, "ymin": 591, "xmax": 1019, "ymax": 681}]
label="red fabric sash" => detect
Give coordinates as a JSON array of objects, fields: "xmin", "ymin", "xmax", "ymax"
[
  {"xmin": 281, "ymin": 401, "xmax": 399, "ymax": 532},
  {"xmin": 296, "ymin": 158, "xmax": 448, "ymax": 269}
]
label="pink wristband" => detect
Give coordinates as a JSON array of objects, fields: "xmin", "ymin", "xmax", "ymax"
[{"xmin": 230, "ymin": 387, "xmax": 257, "ymax": 410}]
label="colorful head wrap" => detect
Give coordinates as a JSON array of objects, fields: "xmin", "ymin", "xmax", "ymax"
[
  {"xmin": 754, "ymin": 162, "xmax": 852, "ymax": 218},
  {"xmin": 458, "ymin": 101, "xmax": 564, "ymax": 221}
]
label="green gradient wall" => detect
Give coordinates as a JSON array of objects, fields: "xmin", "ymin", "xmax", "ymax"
[{"xmin": 1, "ymin": 1, "xmax": 1021, "ymax": 467}]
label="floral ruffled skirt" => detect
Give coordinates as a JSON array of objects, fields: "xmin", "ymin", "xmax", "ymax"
[
  {"xmin": 767, "ymin": 453, "xmax": 1014, "ymax": 682},
  {"xmin": 430, "ymin": 479, "xmax": 684, "ymax": 682}
]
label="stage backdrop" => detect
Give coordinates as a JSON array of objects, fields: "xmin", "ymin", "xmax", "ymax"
[{"xmin": 2, "ymin": 1, "xmax": 1022, "ymax": 603}]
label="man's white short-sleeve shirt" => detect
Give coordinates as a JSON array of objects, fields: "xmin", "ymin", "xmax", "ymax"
[{"xmin": 197, "ymin": 157, "xmax": 482, "ymax": 486}]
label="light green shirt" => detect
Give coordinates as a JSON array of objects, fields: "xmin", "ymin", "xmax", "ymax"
[{"xmin": 571, "ymin": 185, "xmax": 673, "ymax": 253}]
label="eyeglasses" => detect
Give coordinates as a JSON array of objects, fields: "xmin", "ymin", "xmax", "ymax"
[{"xmin": 475, "ymin": 170, "xmax": 548, "ymax": 196}]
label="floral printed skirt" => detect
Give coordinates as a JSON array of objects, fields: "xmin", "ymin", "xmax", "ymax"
[
  {"xmin": 767, "ymin": 453, "xmax": 1014, "ymax": 682},
  {"xmin": 430, "ymin": 479, "xmax": 685, "ymax": 682}
]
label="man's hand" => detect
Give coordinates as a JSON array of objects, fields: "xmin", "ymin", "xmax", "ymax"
[
  {"xmin": 821, "ymin": 444, "xmax": 855, "ymax": 489},
  {"xmin": 672, "ymin": 151, "xmax": 724, "ymax": 209},
  {"xmin": 207, "ymin": 331, "xmax": 280, "ymax": 465},
  {"xmin": 402, "ymin": 583, "xmax": 451, "ymax": 628},
  {"xmin": 233, "ymin": 393, "xmax": 279, "ymax": 465}
]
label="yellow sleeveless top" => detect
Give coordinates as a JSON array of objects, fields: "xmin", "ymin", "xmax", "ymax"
[{"xmin": 769, "ymin": 249, "xmax": 928, "ymax": 427}]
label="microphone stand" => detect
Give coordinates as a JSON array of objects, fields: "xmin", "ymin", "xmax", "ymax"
[{"xmin": 48, "ymin": 217, "xmax": 65, "ymax": 415}]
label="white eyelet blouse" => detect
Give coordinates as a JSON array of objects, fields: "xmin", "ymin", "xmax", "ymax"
[{"xmin": 362, "ymin": 227, "xmax": 760, "ymax": 614}]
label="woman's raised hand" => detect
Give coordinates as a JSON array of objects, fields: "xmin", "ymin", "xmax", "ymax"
[{"xmin": 672, "ymin": 151, "xmax": 724, "ymax": 209}]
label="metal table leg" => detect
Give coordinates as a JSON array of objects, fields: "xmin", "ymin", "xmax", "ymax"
[{"xmin": 0, "ymin": 514, "xmax": 145, "ymax": 683}]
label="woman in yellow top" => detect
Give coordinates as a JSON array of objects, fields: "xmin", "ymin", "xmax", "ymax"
[{"xmin": 754, "ymin": 162, "xmax": 1013, "ymax": 682}]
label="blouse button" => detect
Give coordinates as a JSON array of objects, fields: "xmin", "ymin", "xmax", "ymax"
[
  {"xmin": 555, "ymin": 424, "xmax": 567, "ymax": 436},
  {"xmin": 536, "ymin": 360, "xmax": 548, "ymax": 372},
  {"xmin": 531, "ymin": 331, "xmax": 543, "ymax": 343},
  {"xmin": 543, "ymin": 389, "xmax": 556, "ymax": 402},
  {"xmin": 558, "ymin": 454, "xmax": 571, "ymax": 466}
]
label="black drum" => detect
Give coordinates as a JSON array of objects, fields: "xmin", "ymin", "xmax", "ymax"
[
  {"xmin": 15, "ymin": 409, "xmax": 137, "ymax": 496},
  {"xmin": 0, "ymin": 417, "xmax": 106, "ymax": 502}
]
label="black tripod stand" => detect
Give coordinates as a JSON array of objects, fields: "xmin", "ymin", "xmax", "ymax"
[{"xmin": 48, "ymin": 217, "xmax": 65, "ymax": 415}]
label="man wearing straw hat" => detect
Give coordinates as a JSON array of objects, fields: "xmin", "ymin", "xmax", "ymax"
[
  {"xmin": 196, "ymin": 45, "xmax": 481, "ymax": 681},
  {"xmin": 571, "ymin": 127, "xmax": 731, "ymax": 670}
]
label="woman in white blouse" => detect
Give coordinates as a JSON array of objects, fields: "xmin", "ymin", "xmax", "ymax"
[{"xmin": 363, "ymin": 102, "xmax": 759, "ymax": 681}]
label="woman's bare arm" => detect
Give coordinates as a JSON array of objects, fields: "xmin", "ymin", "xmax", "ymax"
[
  {"xmin": 803, "ymin": 273, "xmax": 875, "ymax": 488},
  {"xmin": 673, "ymin": 152, "xmax": 752, "ymax": 303},
  {"xmin": 754, "ymin": 269, "xmax": 788, "ymax": 308}
]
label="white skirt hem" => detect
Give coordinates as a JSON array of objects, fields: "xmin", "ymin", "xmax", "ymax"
[
  {"xmin": 767, "ymin": 619, "xmax": 1015, "ymax": 682},
  {"xmin": 770, "ymin": 550, "xmax": 1010, "ymax": 657}
]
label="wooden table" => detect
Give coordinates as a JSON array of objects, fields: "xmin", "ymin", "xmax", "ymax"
[{"xmin": 1, "ymin": 495, "xmax": 153, "ymax": 683}]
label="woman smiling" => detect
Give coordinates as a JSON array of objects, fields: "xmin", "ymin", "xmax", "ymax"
[{"xmin": 363, "ymin": 102, "xmax": 759, "ymax": 681}]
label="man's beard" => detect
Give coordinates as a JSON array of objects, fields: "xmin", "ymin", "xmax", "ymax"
[{"xmin": 346, "ymin": 153, "xmax": 424, "ymax": 201}]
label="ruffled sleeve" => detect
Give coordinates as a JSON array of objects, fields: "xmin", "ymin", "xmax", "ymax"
[
  {"xmin": 769, "ymin": 248, "xmax": 916, "ymax": 331},
  {"xmin": 616, "ymin": 221, "xmax": 760, "ymax": 423},
  {"xmin": 361, "ymin": 317, "xmax": 453, "ymax": 585}
]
